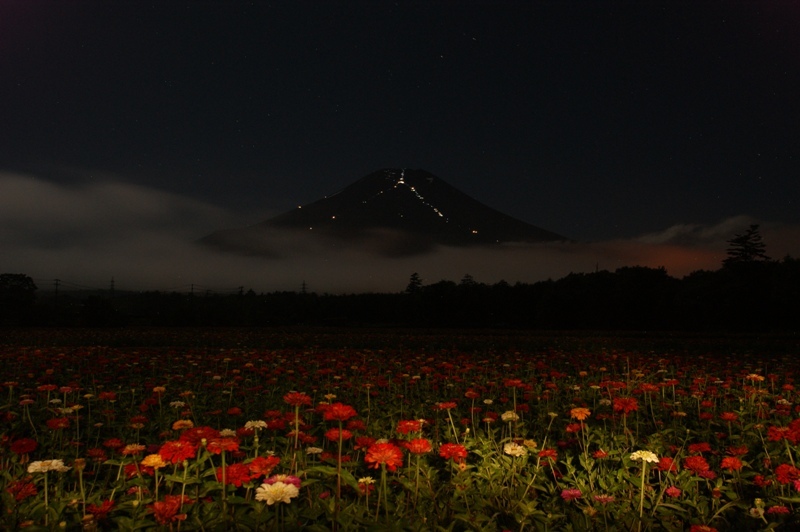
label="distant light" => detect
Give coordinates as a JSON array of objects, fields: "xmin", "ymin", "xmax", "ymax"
[
  {"xmin": 298, "ymin": 206, "xmax": 302, "ymax": 209},
  {"xmin": 471, "ymin": 230, "xmax": 478, "ymax": 234},
  {"xmin": 331, "ymin": 215, "xmax": 336, "ymax": 219}
]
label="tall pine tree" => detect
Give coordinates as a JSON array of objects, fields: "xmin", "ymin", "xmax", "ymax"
[{"xmin": 723, "ymin": 224, "xmax": 771, "ymax": 266}]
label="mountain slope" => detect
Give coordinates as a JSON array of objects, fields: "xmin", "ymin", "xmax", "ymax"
[{"xmin": 201, "ymin": 169, "xmax": 567, "ymax": 257}]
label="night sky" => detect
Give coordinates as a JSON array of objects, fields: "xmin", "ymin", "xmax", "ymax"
[{"xmin": 2, "ymin": 1, "xmax": 799, "ymax": 292}]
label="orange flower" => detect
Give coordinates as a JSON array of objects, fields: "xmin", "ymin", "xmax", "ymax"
[{"xmin": 570, "ymin": 407, "xmax": 591, "ymax": 421}]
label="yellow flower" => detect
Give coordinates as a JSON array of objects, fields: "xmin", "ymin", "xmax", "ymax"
[
  {"xmin": 141, "ymin": 454, "xmax": 167, "ymax": 469},
  {"xmin": 522, "ymin": 439, "xmax": 538, "ymax": 450}
]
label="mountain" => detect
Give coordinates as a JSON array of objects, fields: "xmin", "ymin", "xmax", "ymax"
[{"xmin": 200, "ymin": 168, "xmax": 567, "ymax": 257}]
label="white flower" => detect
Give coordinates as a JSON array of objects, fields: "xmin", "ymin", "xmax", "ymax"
[
  {"xmin": 305, "ymin": 447, "xmax": 323, "ymax": 455},
  {"xmin": 501, "ymin": 411, "xmax": 519, "ymax": 422},
  {"xmin": 629, "ymin": 450, "xmax": 659, "ymax": 463},
  {"xmin": 169, "ymin": 401, "xmax": 186, "ymax": 409},
  {"xmin": 358, "ymin": 476, "xmax": 375, "ymax": 485},
  {"xmin": 504, "ymin": 442, "xmax": 527, "ymax": 457},
  {"xmin": 245, "ymin": 420, "xmax": 268, "ymax": 430},
  {"xmin": 27, "ymin": 459, "xmax": 71, "ymax": 473},
  {"xmin": 255, "ymin": 481, "xmax": 300, "ymax": 505},
  {"xmin": 219, "ymin": 428, "xmax": 236, "ymax": 437}
]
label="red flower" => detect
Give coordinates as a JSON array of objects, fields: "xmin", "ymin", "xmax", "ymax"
[
  {"xmin": 397, "ymin": 419, "xmax": 423, "ymax": 435},
  {"xmin": 103, "ymin": 438, "xmax": 124, "ymax": 450},
  {"xmin": 612, "ymin": 397, "xmax": 638, "ymax": 415},
  {"xmin": 404, "ymin": 438, "xmax": 433, "ymax": 455},
  {"xmin": 87, "ymin": 447, "xmax": 108, "ymax": 463},
  {"xmin": 538, "ymin": 449, "xmax": 558, "ymax": 460},
  {"xmin": 767, "ymin": 505, "xmax": 791, "ymax": 515},
  {"xmin": 46, "ymin": 417, "xmax": 70, "ymax": 430},
  {"xmin": 657, "ymin": 457, "xmax": 678, "ymax": 473},
  {"xmin": 283, "ymin": 392, "xmax": 312, "ymax": 406},
  {"xmin": 753, "ymin": 474, "xmax": 772, "ymax": 487},
  {"xmin": 683, "ymin": 455, "xmax": 710, "ymax": 474},
  {"xmin": 346, "ymin": 419, "xmax": 366, "ymax": 431},
  {"xmin": 439, "ymin": 443, "xmax": 468, "ymax": 464},
  {"xmin": 727, "ymin": 445, "xmax": 748, "ymax": 457},
  {"xmin": 159, "ymin": 440, "xmax": 198, "ymax": 465},
  {"xmin": 365, "ymin": 442, "xmax": 404, "ymax": 472},
  {"xmin": 87, "ymin": 500, "xmax": 114, "ymax": 521},
  {"xmin": 206, "ymin": 437, "xmax": 239, "ymax": 455},
  {"xmin": 768, "ymin": 426, "xmax": 791, "ymax": 442},
  {"xmin": 689, "ymin": 526, "xmax": 718, "ymax": 532},
  {"xmin": 7, "ymin": 479, "xmax": 37, "ymax": 501},
  {"xmin": 435, "ymin": 402, "xmax": 457, "ymax": 410},
  {"xmin": 354, "ymin": 436, "xmax": 376, "ymax": 450},
  {"xmin": 10, "ymin": 438, "xmax": 38, "ymax": 455},
  {"xmin": 775, "ymin": 463, "xmax": 800, "ymax": 484},
  {"xmin": 149, "ymin": 497, "xmax": 186, "ymax": 525},
  {"xmin": 248, "ymin": 455, "xmax": 281, "ymax": 479},
  {"xmin": 323, "ymin": 403, "xmax": 358, "ymax": 422},
  {"xmin": 216, "ymin": 463, "xmax": 251, "ymax": 487},
  {"xmin": 125, "ymin": 463, "xmax": 154, "ymax": 478},
  {"xmin": 720, "ymin": 457, "xmax": 743, "ymax": 472},
  {"xmin": 719, "ymin": 412, "xmax": 738, "ymax": 422},
  {"xmin": 688, "ymin": 442, "xmax": 712, "ymax": 454},
  {"xmin": 179, "ymin": 426, "xmax": 221, "ymax": 446},
  {"xmin": 325, "ymin": 428, "xmax": 353, "ymax": 442}
]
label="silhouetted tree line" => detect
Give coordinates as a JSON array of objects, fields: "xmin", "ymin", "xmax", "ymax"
[{"xmin": 2, "ymin": 227, "xmax": 797, "ymax": 331}]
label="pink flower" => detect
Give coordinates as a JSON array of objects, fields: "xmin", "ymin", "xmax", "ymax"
[{"xmin": 560, "ymin": 488, "xmax": 582, "ymax": 501}]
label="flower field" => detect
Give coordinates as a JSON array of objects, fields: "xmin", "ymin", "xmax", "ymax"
[{"xmin": 2, "ymin": 328, "xmax": 800, "ymax": 531}]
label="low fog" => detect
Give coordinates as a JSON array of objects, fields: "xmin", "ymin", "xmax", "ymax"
[{"xmin": 2, "ymin": 171, "xmax": 798, "ymax": 294}]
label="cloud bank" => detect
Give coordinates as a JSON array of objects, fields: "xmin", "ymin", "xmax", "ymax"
[{"xmin": 2, "ymin": 172, "xmax": 798, "ymax": 294}]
